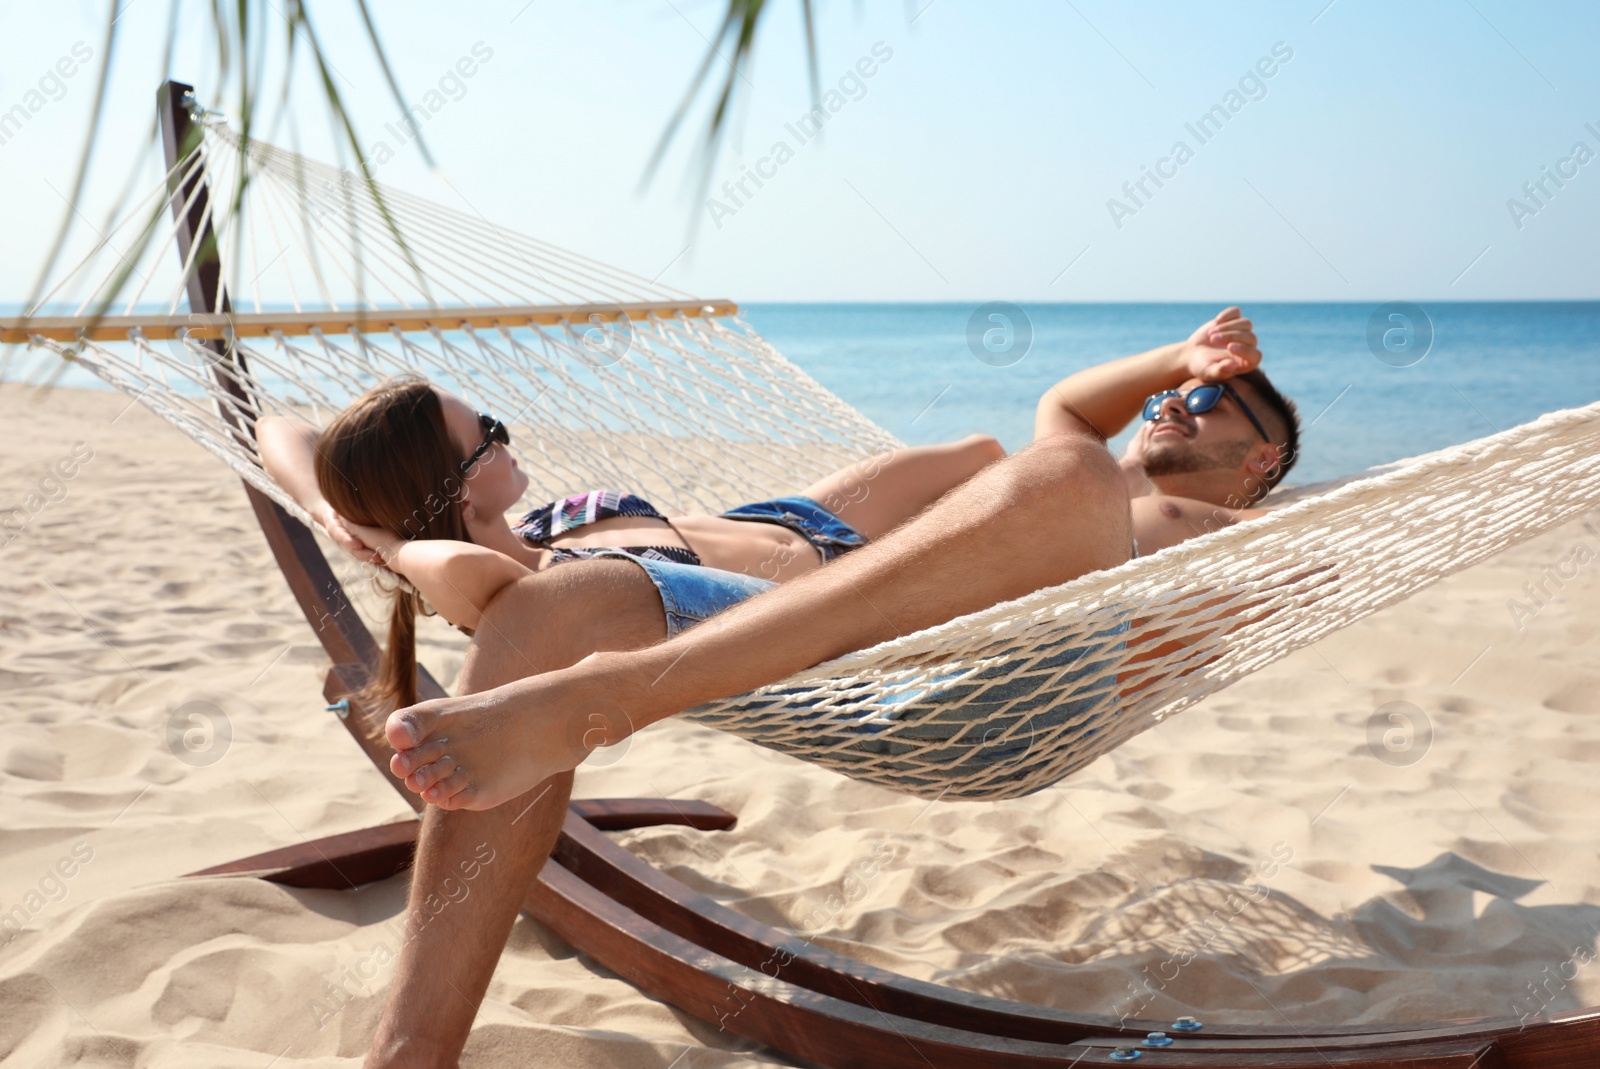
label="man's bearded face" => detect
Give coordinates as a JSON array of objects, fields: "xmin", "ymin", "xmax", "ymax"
[{"xmin": 1139, "ymin": 412, "xmax": 1254, "ymax": 476}]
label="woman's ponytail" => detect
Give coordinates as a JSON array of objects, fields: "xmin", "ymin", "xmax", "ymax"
[{"xmin": 369, "ymin": 585, "xmax": 426, "ymax": 712}]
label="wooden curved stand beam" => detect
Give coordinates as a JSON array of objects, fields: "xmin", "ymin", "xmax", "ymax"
[
  {"xmin": 187, "ymin": 815, "xmax": 1599, "ymax": 1068},
  {"xmin": 155, "ymin": 78, "xmax": 1600, "ymax": 1069},
  {"xmin": 206, "ymin": 818, "xmax": 1600, "ymax": 1067},
  {"xmin": 525, "ymin": 857, "xmax": 1508, "ymax": 1069},
  {"xmin": 182, "ymin": 799, "xmax": 736, "ymax": 887}
]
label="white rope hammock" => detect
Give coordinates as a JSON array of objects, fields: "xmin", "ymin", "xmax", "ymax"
[{"xmin": 16, "ymin": 120, "xmax": 1600, "ymax": 801}]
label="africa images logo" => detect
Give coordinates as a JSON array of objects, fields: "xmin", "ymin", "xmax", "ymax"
[
  {"xmin": 0, "ymin": 41, "xmax": 95, "ymax": 148},
  {"xmin": 1106, "ymin": 42, "xmax": 1294, "ymax": 230},
  {"xmin": 1505, "ymin": 121, "xmax": 1600, "ymax": 232},
  {"xmin": 705, "ymin": 42, "xmax": 895, "ymax": 229}
]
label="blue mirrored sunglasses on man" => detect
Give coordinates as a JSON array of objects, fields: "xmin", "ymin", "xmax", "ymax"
[{"xmin": 1142, "ymin": 382, "xmax": 1272, "ymax": 444}]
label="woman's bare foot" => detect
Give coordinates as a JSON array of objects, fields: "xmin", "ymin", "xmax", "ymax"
[{"xmin": 385, "ymin": 666, "xmax": 637, "ymax": 810}]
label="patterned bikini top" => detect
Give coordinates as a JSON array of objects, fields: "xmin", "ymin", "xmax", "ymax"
[{"xmin": 513, "ymin": 490, "xmax": 702, "ymax": 567}]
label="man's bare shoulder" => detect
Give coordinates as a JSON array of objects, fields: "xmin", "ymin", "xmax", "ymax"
[{"xmin": 1131, "ymin": 494, "xmax": 1262, "ymax": 554}]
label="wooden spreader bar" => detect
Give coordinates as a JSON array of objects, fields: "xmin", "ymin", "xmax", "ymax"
[{"xmin": 1, "ymin": 298, "xmax": 739, "ymax": 344}]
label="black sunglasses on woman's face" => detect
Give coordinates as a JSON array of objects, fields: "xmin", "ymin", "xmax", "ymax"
[{"xmin": 459, "ymin": 413, "xmax": 510, "ymax": 476}]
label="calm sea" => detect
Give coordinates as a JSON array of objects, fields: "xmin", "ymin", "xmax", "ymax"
[{"xmin": 745, "ymin": 302, "xmax": 1600, "ymax": 486}]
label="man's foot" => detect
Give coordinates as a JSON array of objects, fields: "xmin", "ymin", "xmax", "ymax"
[{"xmin": 385, "ymin": 667, "xmax": 631, "ymax": 810}]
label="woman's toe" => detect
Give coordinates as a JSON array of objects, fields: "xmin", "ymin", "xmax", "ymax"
[
  {"xmin": 437, "ymin": 783, "xmax": 481, "ymax": 811},
  {"xmin": 392, "ymin": 738, "xmax": 449, "ymax": 778},
  {"xmin": 406, "ymin": 754, "xmax": 457, "ymax": 793},
  {"xmin": 423, "ymin": 765, "xmax": 473, "ymax": 806},
  {"xmin": 386, "ymin": 706, "xmax": 433, "ymax": 751}
]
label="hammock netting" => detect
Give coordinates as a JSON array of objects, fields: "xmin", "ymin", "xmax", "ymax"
[{"xmin": 15, "ymin": 116, "xmax": 1600, "ymax": 801}]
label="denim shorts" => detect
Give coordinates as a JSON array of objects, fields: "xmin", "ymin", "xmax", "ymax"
[
  {"xmin": 846, "ymin": 621, "xmax": 1129, "ymax": 791},
  {"xmin": 681, "ymin": 620, "xmax": 1129, "ymax": 798},
  {"xmin": 720, "ymin": 495, "xmax": 868, "ymax": 563},
  {"xmin": 585, "ymin": 496, "xmax": 860, "ymax": 635},
  {"xmin": 596, "ymin": 544, "xmax": 1127, "ymax": 796},
  {"xmin": 592, "ymin": 550, "xmax": 777, "ymax": 638}
]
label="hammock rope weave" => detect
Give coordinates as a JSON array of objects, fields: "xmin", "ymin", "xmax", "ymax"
[{"xmin": 16, "ymin": 121, "xmax": 1600, "ymax": 801}]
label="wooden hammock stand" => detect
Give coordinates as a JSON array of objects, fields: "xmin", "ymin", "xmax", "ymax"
[{"xmin": 152, "ymin": 81, "xmax": 1599, "ymax": 1067}]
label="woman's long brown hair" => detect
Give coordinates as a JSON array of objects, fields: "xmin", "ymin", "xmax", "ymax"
[{"xmin": 314, "ymin": 377, "xmax": 471, "ymax": 713}]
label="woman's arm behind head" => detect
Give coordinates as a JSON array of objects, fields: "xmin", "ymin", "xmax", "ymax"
[
  {"xmin": 367, "ymin": 530, "xmax": 531, "ymax": 634},
  {"xmin": 257, "ymin": 414, "xmax": 380, "ymax": 562},
  {"xmin": 257, "ymin": 414, "xmax": 324, "ymax": 514}
]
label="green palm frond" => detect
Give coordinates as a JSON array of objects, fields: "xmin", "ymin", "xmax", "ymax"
[
  {"xmin": 15, "ymin": 0, "xmax": 801, "ymax": 384},
  {"xmin": 642, "ymin": 0, "xmax": 817, "ymax": 204},
  {"xmin": 19, "ymin": 1, "xmax": 430, "ymax": 367}
]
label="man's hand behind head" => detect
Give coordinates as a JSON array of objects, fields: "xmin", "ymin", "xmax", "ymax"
[{"xmin": 1184, "ymin": 307, "xmax": 1261, "ymax": 382}]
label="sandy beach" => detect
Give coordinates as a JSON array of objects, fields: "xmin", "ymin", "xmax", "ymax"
[{"xmin": 3, "ymin": 381, "xmax": 1598, "ymax": 1067}]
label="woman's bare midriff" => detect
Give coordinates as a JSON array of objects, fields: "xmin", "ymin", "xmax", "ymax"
[{"xmin": 544, "ymin": 513, "xmax": 822, "ymax": 582}]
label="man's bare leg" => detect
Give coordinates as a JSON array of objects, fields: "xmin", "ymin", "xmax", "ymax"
[
  {"xmin": 802, "ymin": 434, "xmax": 1006, "ymax": 539},
  {"xmin": 365, "ymin": 560, "xmax": 665, "ymax": 1069},
  {"xmin": 389, "ymin": 433, "xmax": 1130, "ymax": 811}
]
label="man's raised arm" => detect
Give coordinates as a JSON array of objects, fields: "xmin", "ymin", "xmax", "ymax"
[{"xmin": 1033, "ymin": 307, "xmax": 1261, "ymax": 441}]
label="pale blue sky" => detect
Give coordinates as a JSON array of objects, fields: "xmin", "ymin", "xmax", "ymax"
[{"xmin": 4, "ymin": 0, "xmax": 1598, "ymax": 303}]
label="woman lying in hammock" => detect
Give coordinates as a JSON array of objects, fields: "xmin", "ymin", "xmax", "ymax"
[{"xmin": 258, "ymin": 377, "xmax": 1006, "ymax": 712}]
